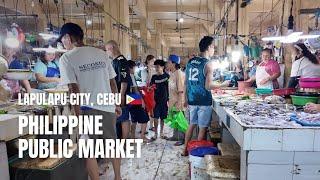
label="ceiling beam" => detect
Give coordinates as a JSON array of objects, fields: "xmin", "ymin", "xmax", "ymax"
[{"xmin": 147, "ymin": 5, "xmax": 212, "ymax": 13}]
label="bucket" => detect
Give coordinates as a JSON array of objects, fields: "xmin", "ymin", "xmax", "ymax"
[
  {"xmin": 189, "ymin": 147, "xmax": 219, "ymax": 180},
  {"xmin": 187, "ymin": 140, "xmax": 214, "ymax": 153},
  {"xmin": 238, "ymin": 81, "xmax": 251, "ymax": 93}
]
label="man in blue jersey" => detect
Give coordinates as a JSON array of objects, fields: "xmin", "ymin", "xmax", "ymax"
[{"xmin": 182, "ymin": 36, "xmax": 229, "ymax": 155}]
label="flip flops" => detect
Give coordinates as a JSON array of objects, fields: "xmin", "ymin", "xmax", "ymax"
[{"xmin": 174, "ymin": 141, "xmax": 184, "ymax": 146}]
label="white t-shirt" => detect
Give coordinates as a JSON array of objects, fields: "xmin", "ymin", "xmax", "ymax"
[
  {"xmin": 59, "ymin": 46, "xmax": 117, "ymax": 112},
  {"xmin": 290, "ymin": 57, "xmax": 320, "ymax": 78}
]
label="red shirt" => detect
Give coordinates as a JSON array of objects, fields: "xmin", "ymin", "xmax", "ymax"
[{"xmin": 259, "ymin": 59, "xmax": 281, "ymax": 89}]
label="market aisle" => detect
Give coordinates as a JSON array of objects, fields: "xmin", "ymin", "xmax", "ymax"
[{"xmin": 101, "ymin": 126, "xmax": 189, "ymax": 180}]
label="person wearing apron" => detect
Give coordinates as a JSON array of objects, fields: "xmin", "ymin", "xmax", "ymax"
[
  {"xmin": 34, "ymin": 50, "xmax": 61, "ymax": 90},
  {"xmin": 247, "ymin": 48, "xmax": 281, "ymax": 89}
]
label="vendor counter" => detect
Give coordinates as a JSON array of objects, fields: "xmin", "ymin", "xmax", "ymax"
[
  {"xmin": 0, "ymin": 100, "xmax": 74, "ymax": 180},
  {"xmin": 212, "ymin": 92, "xmax": 320, "ymax": 180},
  {"xmin": 0, "ymin": 114, "xmax": 29, "ymax": 180}
]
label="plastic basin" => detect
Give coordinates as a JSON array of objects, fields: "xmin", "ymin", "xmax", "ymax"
[
  {"xmin": 255, "ymin": 88, "xmax": 273, "ymax": 95},
  {"xmin": 187, "ymin": 140, "xmax": 214, "ymax": 153},
  {"xmin": 190, "ymin": 147, "xmax": 219, "ymax": 157},
  {"xmin": 290, "ymin": 95, "xmax": 319, "ymax": 106},
  {"xmin": 238, "ymin": 81, "xmax": 252, "ymax": 92},
  {"xmin": 273, "ymin": 88, "xmax": 295, "ymax": 96}
]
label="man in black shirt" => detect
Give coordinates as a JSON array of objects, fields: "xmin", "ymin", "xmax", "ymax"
[
  {"xmin": 150, "ymin": 59, "xmax": 170, "ymax": 140},
  {"xmin": 106, "ymin": 40, "xmax": 130, "ymax": 139}
]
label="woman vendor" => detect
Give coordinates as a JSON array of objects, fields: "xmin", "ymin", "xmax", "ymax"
[
  {"xmin": 246, "ymin": 48, "xmax": 281, "ymax": 89},
  {"xmin": 34, "ymin": 46, "xmax": 61, "ymax": 89},
  {"xmin": 288, "ymin": 43, "xmax": 320, "ymax": 88},
  {"xmin": 2, "ymin": 45, "xmax": 32, "ymax": 98}
]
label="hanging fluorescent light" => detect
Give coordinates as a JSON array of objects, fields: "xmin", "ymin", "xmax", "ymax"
[
  {"xmin": 5, "ymin": 37, "xmax": 20, "ymax": 49},
  {"xmin": 86, "ymin": 19, "xmax": 93, "ymax": 25},
  {"xmin": 39, "ymin": 33, "xmax": 59, "ymax": 40},
  {"xmin": 262, "ymin": 32, "xmax": 320, "ymax": 43},
  {"xmin": 33, "ymin": 45, "xmax": 68, "ymax": 53}
]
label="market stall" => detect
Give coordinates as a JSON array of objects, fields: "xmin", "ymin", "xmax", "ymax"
[{"xmin": 212, "ymin": 91, "xmax": 320, "ymax": 180}]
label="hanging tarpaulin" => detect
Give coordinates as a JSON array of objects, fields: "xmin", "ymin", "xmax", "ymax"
[{"xmin": 243, "ymin": 45, "xmax": 250, "ymax": 57}]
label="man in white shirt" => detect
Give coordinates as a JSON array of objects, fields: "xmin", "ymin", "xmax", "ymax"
[{"xmin": 57, "ymin": 23, "xmax": 121, "ymax": 180}]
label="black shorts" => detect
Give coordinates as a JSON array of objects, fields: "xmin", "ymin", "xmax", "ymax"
[
  {"xmin": 129, "ymin": 105, "xmax": 150, "ymax": 124},
  {"xmin": 153, "ymin": 103, "xmax": 168, "ymax": 120},
  {"xmin": 81, "ymin": 109, "xmax": 116, "ymax": 140}
]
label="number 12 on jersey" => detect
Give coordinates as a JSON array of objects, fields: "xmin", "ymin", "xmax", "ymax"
[{"xmin": 189, "ymin": 68, "xmax": 199, "ymax": 81}]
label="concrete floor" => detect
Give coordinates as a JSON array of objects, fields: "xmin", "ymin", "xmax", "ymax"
[{"xmin": 100, "ymin": 124, "xmax": 190, "ymax": 180}]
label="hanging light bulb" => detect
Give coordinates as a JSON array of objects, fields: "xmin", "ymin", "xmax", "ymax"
[
  {"xmin": 86, "ymin": 19, "xmax": 93, "ymax": 25},
  {"xmin": 179, "ymin": 17, "xmax": 184, "ymax": 23}
]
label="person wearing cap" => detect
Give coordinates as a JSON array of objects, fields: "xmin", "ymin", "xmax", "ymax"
[
  {"xmin": 288, "ymin": 43, "xmax": 320, "ymax": 88},
  {"xmin": 57, "ymin": 23, "xmax": 122, "ymax": 180},
  {"xmin": 166, "ymin": 54, "xmax": 186, "ymax": 146}
]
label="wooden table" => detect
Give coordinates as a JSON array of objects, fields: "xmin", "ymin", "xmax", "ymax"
[{"xmin": 212, "ymin": 96, "xmax": 320, "ymax": 180}]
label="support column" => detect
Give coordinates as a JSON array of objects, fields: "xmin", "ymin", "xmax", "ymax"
[
  {"xmin": 119, "ymin": 0, "xmax": 130, "ymax": 58},
  {"xmin": 104, "ymin": 0, "xmax": 113, "ymax": 42},
  {"xmin": 237, "ymin": 1, "xmax": 249, "ymax": 70},
  {"xmin": 155, "ymin": 22, "xmax": 163, "ymax": 58},
  {"xmin": 140, "ymin": 17, "xmax": 148, "ymax": 57},
  {"xmin": 281, "ymin": 0, "xmax": 302, "ymax": 86}
]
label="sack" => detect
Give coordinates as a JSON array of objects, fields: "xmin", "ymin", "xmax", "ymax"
[{"xmin": 164, "ymin": 107, "xmax": 189, "ymax": 133}]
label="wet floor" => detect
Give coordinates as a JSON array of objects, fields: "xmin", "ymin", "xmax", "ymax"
[{"xmin": 100, "ymin": 124, "xmax": 190, "ymax": 180}]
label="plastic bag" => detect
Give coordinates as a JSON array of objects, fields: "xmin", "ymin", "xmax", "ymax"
[
  {"xmin": 164, "ymin": 107, "xmax": 189, "ymax": 133},
  {"xmin": 140, "ymin": 84, "xmax": 156, "ymax": 113}
]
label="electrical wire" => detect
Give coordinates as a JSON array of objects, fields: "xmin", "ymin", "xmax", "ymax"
[
  {"xmin": 54, "ymin": 0, "xmax": 60, "ymax": 27},
  {"xmin": 15, "ymin": 0, "xmax": 19, "ymax": 21},
  {"xmin": 214, "ymin": 0, "xmax": 236, "ymax": 36},
  {"xmin": 249, "ymin": 0, "xmax": 282, "ymax": 34}
]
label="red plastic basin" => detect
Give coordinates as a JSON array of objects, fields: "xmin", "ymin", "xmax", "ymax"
[
  {"xmin": 187, "ymin": 140, "xmax": 214, "ymax": 153},
  {"xmin": 273, "ymin": 88, "xmax": 296, "ymax": 96},
  {"xmin": 299, "ymin": 78, "xmax": 320, "ymax": 82}
]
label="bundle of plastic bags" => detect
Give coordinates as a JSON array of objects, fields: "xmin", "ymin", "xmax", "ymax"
[{"xmin": 164, "ymin": 107, "xmax": 188, "ymax": 133}]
